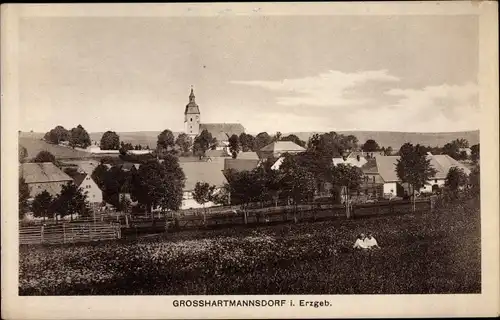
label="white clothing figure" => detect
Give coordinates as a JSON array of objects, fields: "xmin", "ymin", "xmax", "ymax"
[{"xmin": 364, "ymin": 233, "xmax": 380, "ymax": 249}]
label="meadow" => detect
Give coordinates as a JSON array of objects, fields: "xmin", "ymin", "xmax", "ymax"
[{"xmin": 19, "ymin": 199, "xmax": 480, "ymax": 295}]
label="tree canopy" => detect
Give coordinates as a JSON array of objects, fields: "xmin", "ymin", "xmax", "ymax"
[
  {"xmin": 52, "ymin": 183, "xmax": 90, "ymax": 219},
  {"xmin": 471, "ymin": 144, "xmax": 480, "ymax": 163},
  {"xmin": 239, "ymin": 133, "xmax": 256, "ymax": 152},
  {"xmin": 19, "ymin": 177, "xmax": 30, "ymax": 218},
  {"xmin": 157, "ymin": 129, "xmax": 175, "ymax": 156},
  {"xmin": 362, "ymin": 139, "xmax": 380, "ymax": 152},
  {"xmin": 175, "ymin": 133, "xmax": 193, "ymax": 154},
  {"xmin": 193, "ymin": 129, "xmax": 216, "ymax": 158},
  {"xmin": 32, "ymin": 191, "xmax": 54, "ymax": 220},
  {"xmin": 228, "ymin": 134, "xmax": 240, "ymax": 158},
  {"xmin": 69, "ymin": 125, "xmax": 91, "ymax": 149},
  {"xmin": 33, "ymin": 150, "xmax": 56, "ymax": 163},
  {"xmin": 100, "ymin": 131, "xmax": 120, "ymax": 150},
  {"xmin": 254, "ymin": 132, "xmax": 272, "ymax": 152},
  {"xmin": 19, "ymin": 145, "xmax": 28, "ymax": 163},
  {"xmin": 445, "ymin": 167, "xmax": 468, "ymax": 196},
  {"xmin": 44, "ymin": 125, "xmax": 70, "ymax": 144},
  {"xmin": 281, "ymin": 134, "xmax": 306, "ymax": 148},
  {"xmin": 396, "ymin": 143, "xmax": 437, "ymax": 197}
]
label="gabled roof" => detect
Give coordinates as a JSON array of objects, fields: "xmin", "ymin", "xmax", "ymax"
[
  {"xmin": 72, "ymin": 173, "xmax": 88, "ymax": 187},
  {"xmin": 20, "ymin": 162, "xmax": 73, "ymax": 184},
  {"xmin": 224, "ymin": 158, "xmax": 260, "ymax": 173},
  {"xmin": 205, "ymin": 149, "xmax": 230, "ymax": 158},
  {"xmin": 237, "ymin": 151, "xmax": 259, "ymax": 160},
  {"xmin": 180, "ymin": 161, "xmax": 227, "ymax": 191},
  {"xmin": 199, "ymin": 123, "xmax": 245, "ymax": 142},
  {"xmin": 259, "ymin": 141, "xmax": 306, "ymax": 153},
  {"xmin": 360, "ymin": 158, "xmax": 378, "ymax": 174},
  {"xmin": 374, "ymin": 154, "xmax": 471, "ymax": 183}
]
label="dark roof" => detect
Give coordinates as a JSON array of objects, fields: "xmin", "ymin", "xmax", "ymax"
[
  {"xmin": 184, "ymin": 101, "xmax": 200, "ymax": 115},
  {"xmin": 199, "ymin": 123, "xmax": 245, "ymax": 142},
  {"xmin": 72, "ymin": 173, "xmax": 87, "ymax": 187},
  {"xmin": 361, "ymin": 158, "xmax": 378, "ymax": 174},
  {"xmin": 224, "ymin": 159, "xmax": 260, "ymax": 173},
  {"xmin": 260, "ymin": 141, "xmax": 306, "ymax": 153},
  {"xmin": 20, "ymin": 162, "xmax": 73, "ymax": 184},
  {"xmin": 180, "ymin": 161, "xmax": 227, "ymax": 191}
]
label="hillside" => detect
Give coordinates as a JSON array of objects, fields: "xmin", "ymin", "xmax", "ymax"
[
  {"xmin": 19, "ymin": 136, "xmax": 92, "ymax": 160},
  {"xmin": 20, "ymin": 130, "xmax": 479, "ymax": 154}
]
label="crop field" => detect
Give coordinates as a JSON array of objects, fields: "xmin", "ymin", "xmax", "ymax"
[
  {"xmin": 19, "ymin": 200, "xmax": 480, "ymax": 295},
  {"xmin": 19, "ymin": 137, "xmax": 92, "ymax": 159}
]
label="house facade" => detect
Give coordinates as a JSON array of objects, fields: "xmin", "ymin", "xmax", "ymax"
[
  {"xmin": 72, "ymin": 173, "xmax": 103, "ymax": 204},
  {"xmin": 20, "ymin": 162, "xmax": 74, "ymax": 198}
]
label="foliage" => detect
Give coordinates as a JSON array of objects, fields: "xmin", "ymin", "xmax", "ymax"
[
  {"xmin": 63, "ymin": 167, "xmax": 79, "ymax": 178},
  {"xmin": 130, "ymin": 159, "xmax": 185, "ymax": 213},
  {"xmin": 157, "ymin": 129, "xmax": 175, "ymax": 156},
  {"xmin": 444, "ymin": 167, "xmax": 468, "ymax": 195},
  {"xmin": 279, "ymin": 156, "xmax": 316, "ymax": 207},
  {"xmin": 228, "ymin": 134, "xmax": 240, "ymax": 159},
  {"xmin": 396, "ymin": 143, "xmax": 437, "ymax": 194},
  {"xmin": 254, "ymin": 132, "xmax": 272, "ymax": 152},
  {"xmin": 273, "ymin": 131, "xmax": 282, "ymax": 142},
  {"xmin": 468, "ymin": 165, "xmax": 480, "ymax": 197},
  {"xmin": 362, "ymin": 139, "xmax": 380, "ymax": 152},
  {"xmin": 19, "ymin": 145, "xmax": 28, "ymax": 163},
  {"xmin": 33, "ymin": 150, "xmax": 56, "ymax": 163},
  {"xmin": 175, "ymin": 133, "xmax": 193, "ymax": 153},
  {"xmin": 239, "ymin": 133, "xmax": 256, "ymax": 152},
  {"xmin": 52, "ymin": 183, "xmax": 91, "ymax": 219},
  {"xmin": 100, "ymin": 131, "xmax": 120, "ymax": 150},
  {"xmin": 331, "ymin": 163, "xmax": 363, "ymax": 191},
  {"xmin": 225, "ymin": 169, "xmax": 262, "ymax": 209},
  {"xmin": 193, "ymin": 129, "xmax": 216, "ymax": 157},
  {"xmin": 19, "ymin": 177, "xmax": 31, "ymax": 218},
  {"xmin": 119, "ymin": 141, "xmax": 134, "ymax": 155},
  {"xmin": 69, "ymin": 125, "xmax": 91, "ymax": 149},
  {"xmin": 19, "ymin": 200, "xmax": 480, "ymax": 295},
  {"xmin": 470, "ymin": 144, "xmax": 479, "ymax": 163},
  {"xmin": 281, "ymin": 134, "xmax": 306, "ymax": 148},
  {"xmin": 44, "ymin": 126, "xmax": 70, "ymax": 144},
  {"xmin": 307, "ymin": 132, "xmax": 357, "ymax": 158},
  {"xmin": 32, "ymin": 191, "xmax": 54, "ymax": 220},
  {"xmin": 442, "ymin": 139, "xmax": 470, "ymax": 160},
  {"xmin": 91, "ymin": 164, "xmax": 109, "ymax": 191}
]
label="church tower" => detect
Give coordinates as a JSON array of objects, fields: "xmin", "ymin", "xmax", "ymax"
[{"xmin": 184, "ymin": 86, "xmax": 201, "ymax": 138}]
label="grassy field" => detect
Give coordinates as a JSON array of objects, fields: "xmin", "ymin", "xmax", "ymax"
[
  {"xmin": 19, "ymin": 137, "xmax": 92, "ymax": 159},
  {"xmin": 19, "ymin": 199, "xmax": 480, "ymax": 295}
]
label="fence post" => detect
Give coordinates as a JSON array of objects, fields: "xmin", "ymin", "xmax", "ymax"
[
  {"xmin": 40, "ymin": 225, "xmax": 44, "ymax": 244},
  {"xmin": 63, "ymin": 223, "xmax": 66, "ymax": 243}
]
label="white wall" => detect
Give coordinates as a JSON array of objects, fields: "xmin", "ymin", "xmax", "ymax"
[
  {"xmin": 180, "ymin": 189, "xmax": 223, "ymax": 210},
  {"xmin": 383, "ymin": 182, "xmax": 397, "ymax": 198},
  {"xmin": 420, "ymin": 178, "xmax": 445, "ymax": 193},
  {"xmin": 80, "ymin": 175, "xmax": 103, "ymax": 203}
]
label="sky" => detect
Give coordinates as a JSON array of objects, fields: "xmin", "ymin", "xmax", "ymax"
[{"xmin": 19, "ymin": 15, "xmax": 479, "ymax": 134}]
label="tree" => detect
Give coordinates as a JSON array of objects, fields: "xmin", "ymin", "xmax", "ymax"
[
  {"xmin": 32, "ymin": 191, "xmax": 54, "ymax": 221},
  {"xmin": 469, "ymin": 165, "xmax": 480, "ymax": 197},
  {"xmin": 225, "ymin": 169, "xmax": 262, "ymax": 224},
  {"xmin": 175, "ymin": 133, "xmax": 193, "ymax": 153},
  {"xmin": 281, "ymin": 134, "xmax": 306, "ymax": 148},
  {"xmin": 254, "ymin": 132, "xmax": 272, "ymax": 152},
  {"xmin": 396, "ymin": 143, "xmax": 437, "ymax": 212},
  {"xmin": 471, "ymin": 144, "xmax": 480, "ymax": 163},
  {"xmin": 455, "ymin": 138, "xmax": 469, "ymax": 148},
  {"xmin": 228, "ymin": 134, "xmax": 240, "ymax": 158},
  {"xmin": 19, "ymin": 177, "xmax": 30, "ymax": 219},
  {"xmin": 157, "ymin": 129, "xmax": 175, "ymax": 156},
  {"xmin": 44, "ymin": 125, "xmax": 70, "ymax": 144},
  {"xmin": 91, "ymin": 164, "xmax": 109, "ymax": 190},
  {"xmin": 100, "ymin": 131, "xmax": 120, "ymax": 150},
  {"xmin": 444, "ymin": 167, "xmax": 468, "ymax": 197},
  {"xmin": 33, "ymin": 150, "xmax": 56, "ymax": 163},
  {"xmin": 280, "ymin": 157, "xmax": 316, "ymax": 221},
  {"xmin": 63, "ymin": 167, "xmax": 79, "ymax": 177},
  {"xmin": 69, "ymin": 125, "xmax": 91, "ymax": 148},
  {"xmin": 119, "ymin": 141, "xmax": 134, "ymax": 155},
  {"xmin": 331, "ymin": 163, "xmax": 362, "ymax": 218},
  {"xmin": 239, "ymin": 133, "xmax": 256, "ymax": 152},
  {"xmin": 442, "ymin": 139, "xmax": 469, "ymax": 160},
  {"xmin": 362, "ymin": 139, "xmax": 380, "ymax": 152},
  {"xmin": 273, "ymin": 131, "xmax": 282, "ymax": 142},
  {"xmin": 19, "ymin": 145, "xmax": 28, "ymax": 163},
  {"xmin": 193, "ymin": 182, "xmax": 216, "ymax": 224},
  {"xmin": 307, "ymin": 132, "xmax": 351, "ymax": 158},
  {"xmin": 52, "ymin": 183, "xmax": 90, "ymax": 221},
  {"xmin": 193, "ymin": 129, "xmax": 215, "ymax": 158},
  {"xmin": 384, "ymin": 146, "xmax": 393, "ymax": 156},
  {"xmin": 131, "ymin": 159, "xmax": 185, "ymax": 221}
]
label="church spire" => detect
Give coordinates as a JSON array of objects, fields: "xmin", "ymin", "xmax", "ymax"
[{"xmin": 189, "ymin": 85, "xmax": 195, "ymax": 103}]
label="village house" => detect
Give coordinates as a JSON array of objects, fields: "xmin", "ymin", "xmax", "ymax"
[
  {"xmin": 20, "ymin": 162, "xmax": 74, "ymax": 198},
  {"xmin": 373, "ymin": 153, "xmax": 471, "ymax": 197},
  {"xmin": 71, "ymin": 172, "xmax": 103, "ymax": 204},
  {"xmin": 183, "ymin": 87, "xmax": 245, "ymax": 150},
  {"xmin": 179, "ymin": 161, "xmax": 228, "ymax": 210},
  {"xmin": 259, "ymin": 140, "xmax": 306, "ymax": 160},
  {"xmin": 224, "ymin": 158, "xmax": 261, "ymax": 174}
]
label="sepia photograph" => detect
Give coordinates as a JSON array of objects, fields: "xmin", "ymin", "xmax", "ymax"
[{"xmin": 2, "ymin": 2, "xmax": 499, "ymax": 319}]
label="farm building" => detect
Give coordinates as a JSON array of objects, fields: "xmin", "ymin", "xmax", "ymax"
[
  {"xmin": 259, "ymin": 141, "xmax": 306, "ymax": 159},
  {"xmin": 179, "ymin": 161, "xmax": 227, "ymax": 210},
  {"xmin": 224, "ymin": 158, "xmax": 261, "ymax": 174},
  {"xmin": 71, "ymin": 172, "xmax": 103, "ymax": 204},
  {"xmin": 20, "ymin": 162, "xmax": 73, "ymax": 198}
]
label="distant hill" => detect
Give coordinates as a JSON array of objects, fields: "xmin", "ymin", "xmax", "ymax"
[
  {"xmin": 19, "ymin": 136, "xmax": 92, "ymax": 160},
  {"xmin": 282, "ymin": 131, "xmax": 480, "ymax": 149},
  {"xmin": 20, "ymin": 130, "xmax": 479, "ymax": 156}
]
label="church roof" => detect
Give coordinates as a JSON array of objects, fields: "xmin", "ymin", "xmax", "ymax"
[
  {"xmin": 199, "ymin": 123, "xmax": 245, "ymax": 142},
  {"xmin": 184, "ymin": 87, "xmax": 200, "ymax": 114}
]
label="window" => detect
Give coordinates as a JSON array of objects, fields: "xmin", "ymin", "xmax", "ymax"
[
  {"xmin": 190, "ymin": 118, "xmax": 192, "ymax": 121},
  {"xmin": 434, "ymin": 179, "xmax": 437, "ymax": 183},
  {"xmin": 372, "ymin": 176, "xmax": 375, "ymax": 183}
]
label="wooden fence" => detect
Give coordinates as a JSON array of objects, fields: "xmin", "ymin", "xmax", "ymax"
[
  {"xmin": 19, "ymin": 220, "xmax": 121, "ymax": 245},
  {"xmin": 165, "ymin": 199, "xmax": 433, "ymax": 231}
]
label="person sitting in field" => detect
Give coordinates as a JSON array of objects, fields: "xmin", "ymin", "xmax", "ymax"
[
  {"xmin": 353, "ymin": 234, "xmax": 369, "ymax": 250},
  {"xmin": 364, "ymin": 232, "xmax": 380, "ymax": 249}
]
